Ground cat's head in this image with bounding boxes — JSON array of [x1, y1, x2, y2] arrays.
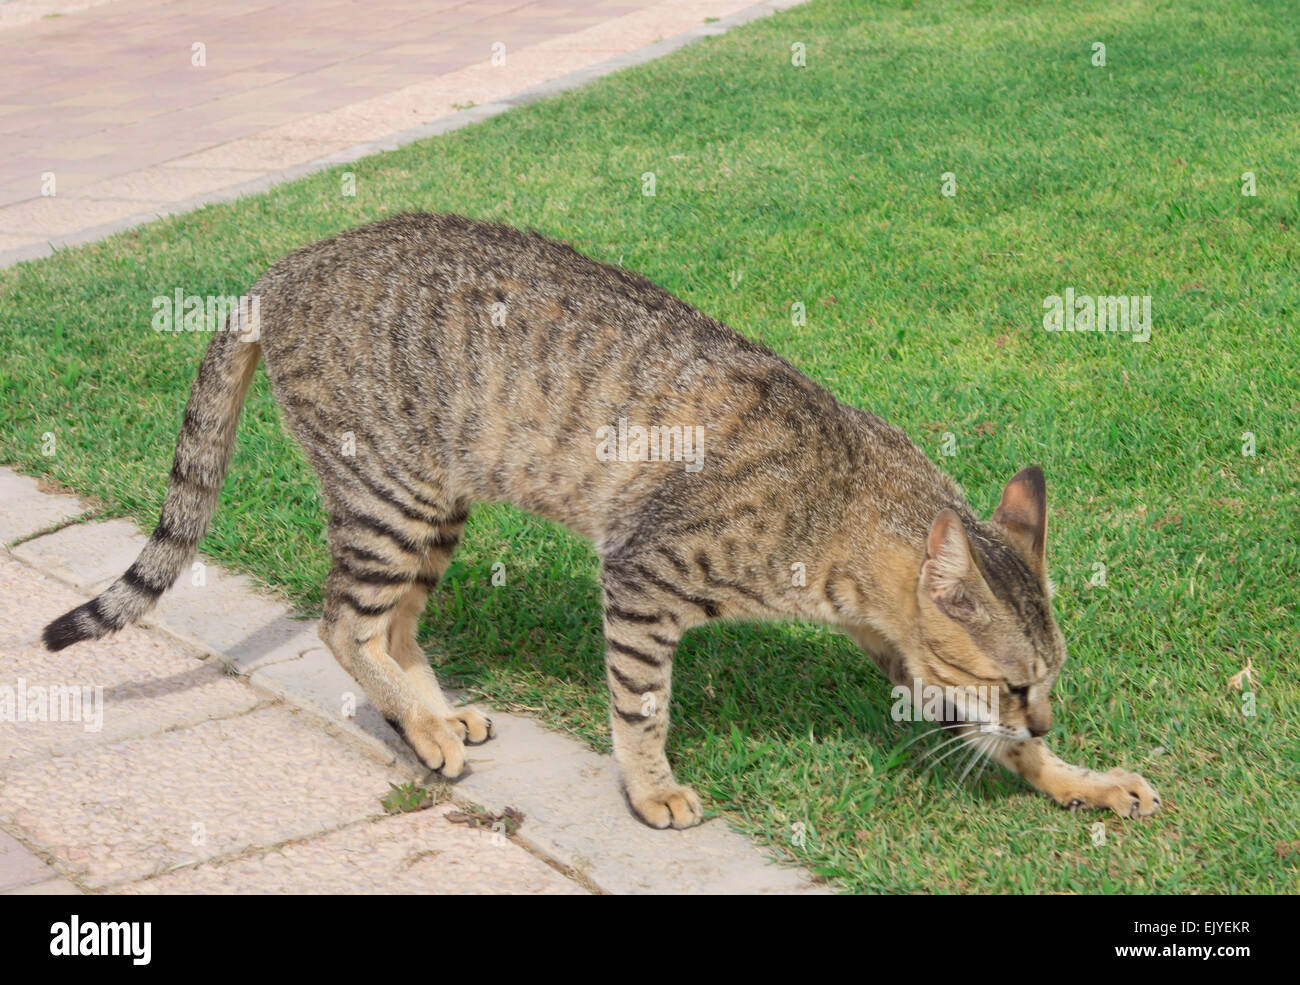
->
[[907, 466, 1064, 741]]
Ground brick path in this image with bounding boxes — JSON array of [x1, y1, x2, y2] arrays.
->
[[0, 0, 766, 261], [0, 475, 585, 894]]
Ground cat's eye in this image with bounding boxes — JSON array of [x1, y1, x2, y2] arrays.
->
[[1009, 685, 1030, 703]]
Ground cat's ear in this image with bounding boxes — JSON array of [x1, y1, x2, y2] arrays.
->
[[994, 465, 1047, 577], [921, 509, 988, 623]]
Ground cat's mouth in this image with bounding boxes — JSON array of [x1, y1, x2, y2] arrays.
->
[[930, 697, 1032, 742], [917, 681, 1018, 736], [968, 721, 1032, 742]]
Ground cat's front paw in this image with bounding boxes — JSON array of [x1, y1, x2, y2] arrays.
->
[[1064, 768, 1161, 819], [627, 783, 703, 830]]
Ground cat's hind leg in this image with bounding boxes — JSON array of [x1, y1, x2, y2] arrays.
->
[[320, 515, 468, 775], [385, 514, 494, 745]]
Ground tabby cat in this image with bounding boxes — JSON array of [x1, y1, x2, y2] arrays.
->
[[44, 213, 1160, 828]]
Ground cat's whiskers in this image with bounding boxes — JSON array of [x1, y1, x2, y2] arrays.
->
[[915, 728, 973, 764], [946, 738, 977, 784], [958, 731, 994, 785], [956, 735, 985, 784], [974, 734, 1005, 788], [893, 721, 968, 757], [920, 729, 982, 776]]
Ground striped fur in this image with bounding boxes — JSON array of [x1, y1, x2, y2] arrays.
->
[[42, 213, 1159, 827]]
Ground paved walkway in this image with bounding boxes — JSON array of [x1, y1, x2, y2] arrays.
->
[[0, 0, 779, 265], [0, 470, 824, 894]]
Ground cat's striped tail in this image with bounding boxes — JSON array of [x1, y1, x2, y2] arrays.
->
[[43, 322, 261, 651]]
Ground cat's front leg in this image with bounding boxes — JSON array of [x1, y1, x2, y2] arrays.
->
[[991, 738, 1161, 819], [600, 570, 703, 829]]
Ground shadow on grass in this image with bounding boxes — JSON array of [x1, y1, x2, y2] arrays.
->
[[421, 537, 941, 763]]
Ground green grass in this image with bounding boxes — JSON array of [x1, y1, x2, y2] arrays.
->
[[3, 0, 1297, 893]]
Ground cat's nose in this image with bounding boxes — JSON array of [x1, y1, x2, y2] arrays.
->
[[1026, 704, 1052, 737]]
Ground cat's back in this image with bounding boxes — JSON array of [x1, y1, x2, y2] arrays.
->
[[254, 212, 755, 358]]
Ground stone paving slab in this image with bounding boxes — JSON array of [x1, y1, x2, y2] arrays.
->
[[11, 517, 148, 590], [0, 0, 113, 31], [0, 195, 171, 238], [0, 828, 54, 891], [12, 517, 328, 673], [8, 514, 415, 762], [151, 565, 325, 674], [454, 709, 826, 895], [1, 877, 81, 894], [63, 165, 275, 203], [0, 704, 408, 889], [0, 468, 89, 544], [249, 645, 419, 771], [0, 555, 262, 764], [120, 803, 586, 895]]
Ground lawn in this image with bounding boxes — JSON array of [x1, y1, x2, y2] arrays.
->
[[2, 0, 1297, 893]]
